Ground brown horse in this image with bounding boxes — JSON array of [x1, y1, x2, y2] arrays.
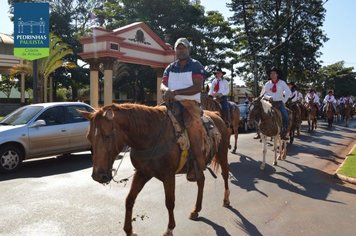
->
[[201, 93, 240, 153], [80, 103, 230, 236], [305, 101, 318, 132], [248, 97, 289, 170], [344, 101, 353, 127], [286, 101, 301, 143], [325, 101, 334, 128]]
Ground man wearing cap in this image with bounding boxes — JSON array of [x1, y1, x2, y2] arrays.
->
[[208, 68, 231, 126], [323, 90, 337, 113], [260, 67, 291, 140], [161, 37, 206, 182]]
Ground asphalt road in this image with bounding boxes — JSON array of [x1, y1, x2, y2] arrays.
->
[[0, 119, 355, 236]]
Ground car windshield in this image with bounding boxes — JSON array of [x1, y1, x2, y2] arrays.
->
[[0, 106, 43, 125]]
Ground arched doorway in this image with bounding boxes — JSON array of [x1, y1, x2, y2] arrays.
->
[[78, 22, 175, 107]]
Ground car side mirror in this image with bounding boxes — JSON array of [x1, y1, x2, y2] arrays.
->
[[29, 119, 46, 128]]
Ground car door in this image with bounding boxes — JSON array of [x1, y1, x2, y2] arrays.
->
[[28, 106, 70, 156], [64, 105, 92, 151]]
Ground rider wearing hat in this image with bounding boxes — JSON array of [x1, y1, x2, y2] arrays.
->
[[288, 82, 303, 103], [323, 90, 337, 113], [305, 88, 320, 114], [208, 68, 230, 126], [261, 67, 291, 140]]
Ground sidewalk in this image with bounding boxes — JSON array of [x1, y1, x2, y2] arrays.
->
[[335, 143, 356, 184]]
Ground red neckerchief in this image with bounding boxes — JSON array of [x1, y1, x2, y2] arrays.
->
[[214, 79, 220, 92], [271, 79, 279, 93]]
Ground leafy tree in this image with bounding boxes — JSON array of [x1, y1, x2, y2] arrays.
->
[[228, 0, 328, 95], [0, 75, 17, 100], [315, 61, 356, 97]]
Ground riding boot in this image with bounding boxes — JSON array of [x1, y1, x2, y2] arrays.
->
[[187, 160, 203, 182]]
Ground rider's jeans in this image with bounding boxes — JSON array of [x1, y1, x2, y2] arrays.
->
[[273, 101, 288, 134]]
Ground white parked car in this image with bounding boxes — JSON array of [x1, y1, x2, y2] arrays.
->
[[0, 102, 94, 173]]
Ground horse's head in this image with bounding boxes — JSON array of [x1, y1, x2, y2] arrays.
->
[[248, 96, 264, 127], [80, 107, 125, 184]]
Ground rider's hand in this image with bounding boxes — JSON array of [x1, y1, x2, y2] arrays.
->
[[269, 97, 273, 103], [163, 90, 176, 102]]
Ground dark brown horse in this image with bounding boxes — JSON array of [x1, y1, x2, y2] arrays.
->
[[80, 103, 230, 236], [201, 93, 241, 153], [325, 101, 334, 128], [286, 101, 301, 144], [305, 101, 318, 132], [344, 101, 353, 127]]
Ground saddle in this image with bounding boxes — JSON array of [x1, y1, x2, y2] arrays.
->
[[165, 102, 221, 173]]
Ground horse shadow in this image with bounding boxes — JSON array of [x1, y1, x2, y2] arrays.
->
[[0, 153, 92, 181], [197, 205, 262, 236], [229, 154, 274, 197], [198, 217, 232, 236], [229, 153, 356, 204]]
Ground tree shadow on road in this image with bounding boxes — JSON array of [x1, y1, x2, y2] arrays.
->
[[0, 153, 92, 181], [229, 153, 356, 204]]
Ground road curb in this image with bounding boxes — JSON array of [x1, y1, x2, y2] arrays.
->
[[335, 144, 356, 185]]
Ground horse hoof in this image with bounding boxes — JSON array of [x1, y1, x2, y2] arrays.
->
[[223, 199, 230, 207], [228, 144, 231, 149], [131, 232, 137, 236], [277, 157, 282, 160], [273, 161, 277, 166], [163, 229, 174, 236], [260, 163, 265, 170], [189, 212, 199, 220]]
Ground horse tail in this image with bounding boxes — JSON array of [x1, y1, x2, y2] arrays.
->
[[210, 155, 221, 173]]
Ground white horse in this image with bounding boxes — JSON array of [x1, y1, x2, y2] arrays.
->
[[248, 96, 289, 170]]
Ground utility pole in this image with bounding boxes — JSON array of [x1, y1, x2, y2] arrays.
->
[[230, 62, 234, 101]]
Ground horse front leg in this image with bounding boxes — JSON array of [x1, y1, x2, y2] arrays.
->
[[260, 135, 267, 170], [307, 119, 311, 132], [124, 171, 151, 236], [163, 175, 176, 236], [189, 174, 205, 220], [232, 127, 238, 153], [275, 135, 280, 163]]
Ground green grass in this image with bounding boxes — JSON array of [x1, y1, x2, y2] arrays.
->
[[338, 148, 356, 178]]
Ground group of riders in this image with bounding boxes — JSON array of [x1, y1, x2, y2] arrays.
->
[[161, 37, 354, 182]]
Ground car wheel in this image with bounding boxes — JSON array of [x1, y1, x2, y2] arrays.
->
[[0, 144, 24, 173]]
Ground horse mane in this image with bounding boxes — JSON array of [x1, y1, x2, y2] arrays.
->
[[102, 103, 168, 137], [260, 99, 273, 114]]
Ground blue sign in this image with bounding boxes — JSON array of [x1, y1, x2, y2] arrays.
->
[[14, 3, 49, 60]]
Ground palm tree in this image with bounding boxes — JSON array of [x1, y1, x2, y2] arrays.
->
[[10, 33, 75, 103]]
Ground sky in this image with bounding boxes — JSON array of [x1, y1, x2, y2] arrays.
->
[[1, 0, 355, 69]]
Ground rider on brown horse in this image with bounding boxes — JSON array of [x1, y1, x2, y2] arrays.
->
[[161, 37, 207, 182], [208, 68, 231, 127], [323, 90, 337, 113], [305, 88, 320, 116], [260, 67, 291, 140]]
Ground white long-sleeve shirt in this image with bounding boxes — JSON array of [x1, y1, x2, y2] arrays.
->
[[289, 90, 303, 102], [209, 78, 230, 96], [261, 79, 291, 104], [305, 93, 320, 105], [323, 95, 337, 104], [344, 97, 353, 104]]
